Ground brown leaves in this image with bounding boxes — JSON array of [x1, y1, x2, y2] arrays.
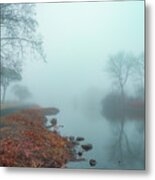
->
[[0, 108, 73, 168]]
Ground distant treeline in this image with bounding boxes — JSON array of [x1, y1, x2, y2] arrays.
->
[[101, 92, 144, 121]]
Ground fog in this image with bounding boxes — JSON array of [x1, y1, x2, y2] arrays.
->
[[7, 1, 144, 169]]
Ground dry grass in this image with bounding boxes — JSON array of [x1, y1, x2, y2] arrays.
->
[[0, 108, 75, 168]]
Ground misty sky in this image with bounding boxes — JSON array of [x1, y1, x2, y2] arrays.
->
[[19, 1, 144, 107]]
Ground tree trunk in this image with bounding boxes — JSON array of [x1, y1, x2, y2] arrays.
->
[[118, 119, 124, 163], [118, 84, 125, 162], [2, 86, 7, 103]]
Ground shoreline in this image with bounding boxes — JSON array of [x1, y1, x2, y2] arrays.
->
[[0, 106, 76, 168]]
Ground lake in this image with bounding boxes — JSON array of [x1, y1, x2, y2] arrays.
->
[[46, 103, 144, 170]]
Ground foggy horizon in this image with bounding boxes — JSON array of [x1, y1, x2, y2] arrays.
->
[[5, 1, 144, 108]]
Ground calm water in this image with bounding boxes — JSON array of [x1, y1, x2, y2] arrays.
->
[[46, 104, 144, 170]]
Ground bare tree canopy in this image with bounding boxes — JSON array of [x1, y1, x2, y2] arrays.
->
[[0, 3, 45, 72], [0, 3, 45, 102], [103, 51, 144, 163], [133, 52, 144, 86], [107, 52, 136, 93]]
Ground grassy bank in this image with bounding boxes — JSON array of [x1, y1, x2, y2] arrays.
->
[[0, 108, 75, 168]]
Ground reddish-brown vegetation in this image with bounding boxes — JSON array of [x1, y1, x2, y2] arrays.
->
[[0, 108, 75, 168]]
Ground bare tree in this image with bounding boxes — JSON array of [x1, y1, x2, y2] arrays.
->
[[106, 52, 136, 163], [0, 3, 45, 72], [0, 3, 45, 103], [107, 52, 136, 95], [133, 52, 144, 99], [0, 66, 22, 103]]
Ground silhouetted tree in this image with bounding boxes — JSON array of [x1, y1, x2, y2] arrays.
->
[[107, 52, 136, 95], [0, 66, 22, 103], [12, 85, 32, 102], [0, 4, 45, 72], [104, 52, 136, 163], [0, 4, 45, 103], [133, 52, 144, 99]]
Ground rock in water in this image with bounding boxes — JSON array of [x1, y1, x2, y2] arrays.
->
[[76, 137, 85, 141], [78, 151, 83, 157], [69, 136, 75, 142], [50, 118, 57, 126], [89, 159, 96, 166], [81, 144, 93, 151]]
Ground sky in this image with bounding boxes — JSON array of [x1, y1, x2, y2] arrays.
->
[[18, 0, 144, 107]]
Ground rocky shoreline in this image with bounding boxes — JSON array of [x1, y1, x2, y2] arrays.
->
[[0, 106, 96, 168], [0, 107, 75, 167]]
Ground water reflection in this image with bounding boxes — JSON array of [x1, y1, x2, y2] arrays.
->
[[45, 101, 144, 169]]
